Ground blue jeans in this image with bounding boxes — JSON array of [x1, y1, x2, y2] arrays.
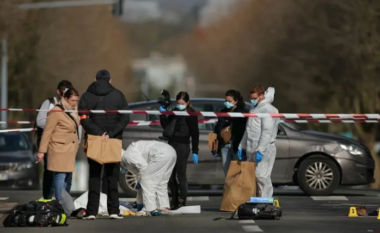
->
[[54, 172, 73, 201], [221, 144, 238, 175]]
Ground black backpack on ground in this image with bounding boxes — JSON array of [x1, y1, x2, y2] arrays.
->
[[231, 203, 282, 220], [3, 199, 68, 227], [35, 97, 55, 144]]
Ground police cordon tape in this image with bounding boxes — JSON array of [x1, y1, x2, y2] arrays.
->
[[1, 108, 380, 119], [1, 119, 380, 133], [1, 119, 380, 126]]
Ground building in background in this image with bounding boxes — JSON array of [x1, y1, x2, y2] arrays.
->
[[131, 52, 193, 99]]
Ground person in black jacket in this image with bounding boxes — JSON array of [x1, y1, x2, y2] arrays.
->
[[160, 91, 199, 210], [213, 90, 248, 175], [78, 70, 130, 220]]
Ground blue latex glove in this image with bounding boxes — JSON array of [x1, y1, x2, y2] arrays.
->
[[237, 148, 243, 161], [137, 204, 144, 212], [256, 151, 263, 163], [136, 183, 141, 190], [192, 153, 199, 164], [159, 106, 166, 111], [213, 153, 218, 157]]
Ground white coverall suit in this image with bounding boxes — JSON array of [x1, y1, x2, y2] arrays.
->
[[121, 140, 177, 212], [239, 87, 279, 198]]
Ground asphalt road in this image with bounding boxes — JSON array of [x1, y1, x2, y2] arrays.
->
[[0, 188, 379, 233]]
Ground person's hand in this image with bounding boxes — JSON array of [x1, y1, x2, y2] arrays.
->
[[37, 152, 44, 163], [159, 106, 166, 111], [136, 183, 141, 190], [237, 148, 243, 161], [102, 132, 109, 140], [255, 151, 263, 163], [192, 153, 199, 164], [211, 151, 218, 157]]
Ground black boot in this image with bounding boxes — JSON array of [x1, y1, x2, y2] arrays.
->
[[177, 198, 186, 209], [170, 198, 178, 210]]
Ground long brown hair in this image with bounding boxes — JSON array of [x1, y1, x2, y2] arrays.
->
[[176, 91, 193, 109]]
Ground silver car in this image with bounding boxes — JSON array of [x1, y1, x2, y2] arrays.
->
[[120, 98, 375, 196]]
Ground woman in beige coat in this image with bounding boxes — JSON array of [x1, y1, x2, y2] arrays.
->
[[37, 87, 80, 202]]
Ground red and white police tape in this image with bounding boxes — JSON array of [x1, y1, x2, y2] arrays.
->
[[1, 119, 380, 126], [1, 119, 380, 133], [1, 108, 380, 119]]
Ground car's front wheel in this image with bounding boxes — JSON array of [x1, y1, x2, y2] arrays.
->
[[119, 169, 138, 197], [297, 156, 340, 196]]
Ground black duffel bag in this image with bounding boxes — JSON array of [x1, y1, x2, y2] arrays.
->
[[3, 199, 68, 227], [231, 203, 282, 220]]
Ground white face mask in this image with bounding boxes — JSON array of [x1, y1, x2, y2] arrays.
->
[[176, 104, 186, 110]]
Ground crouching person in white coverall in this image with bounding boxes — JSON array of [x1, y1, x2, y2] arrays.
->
[[121, 140, 177, 216], [238, 86, 279, 198]]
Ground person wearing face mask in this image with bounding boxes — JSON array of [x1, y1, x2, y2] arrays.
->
[[159, 91, 199, 210], [238, 85, 279, 198], [36, 87, 80, 202], [212, 90, 248, 175]]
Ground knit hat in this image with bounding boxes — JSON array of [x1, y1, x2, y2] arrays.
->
[[96, 70, 111, 80]]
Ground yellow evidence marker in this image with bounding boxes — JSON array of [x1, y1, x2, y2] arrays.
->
[[348, 206, 358, 217], [274, 199, 280, 208]]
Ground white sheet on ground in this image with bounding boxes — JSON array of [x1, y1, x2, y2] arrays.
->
[[169, 205, 201, 214], [74, 191, 131, 215]]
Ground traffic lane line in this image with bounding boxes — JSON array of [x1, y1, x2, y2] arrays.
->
[[311, 196, 348, 201], [0, 197, 9, 201], [120, 196, 211, 203], [241, 225, 263, 232], [239, 219, 255, 224]]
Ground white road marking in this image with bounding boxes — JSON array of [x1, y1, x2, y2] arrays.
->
[[0, 197, 9, 201], [239, 220, 255, 224], [321, 203, 379, 207], [311, 196, 348, 201], [119, 196, 211, 202], [187, 196, 210, 201], [241, 225, 263, 232]]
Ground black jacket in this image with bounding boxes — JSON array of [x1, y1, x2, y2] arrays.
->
[[160, 107, 200, 154], [214, 106, 248, 152], [79, 80, 130, 140]]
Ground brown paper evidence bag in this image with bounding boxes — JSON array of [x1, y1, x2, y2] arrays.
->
[[220, 161, 256, 212], [84, 135, 122, 164]]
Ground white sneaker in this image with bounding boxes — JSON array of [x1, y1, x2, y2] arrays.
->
[[158, 208, 171, 215], [109, 214, 123, 219], [83, 215, 96, 220]]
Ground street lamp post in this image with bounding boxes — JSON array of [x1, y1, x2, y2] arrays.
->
[[1, 38, 7, 129]]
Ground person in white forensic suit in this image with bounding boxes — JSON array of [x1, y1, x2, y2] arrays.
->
[[238, 86, 279, 198], [121, 140, 177, 216]]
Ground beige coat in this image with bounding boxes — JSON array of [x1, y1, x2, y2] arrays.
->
[[39, 106, 79, 172]]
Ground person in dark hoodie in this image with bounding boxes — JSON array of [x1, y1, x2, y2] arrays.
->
[[159, 91, 199, 210], [212, 90, 248, 175], [78, 70, 130, 220]]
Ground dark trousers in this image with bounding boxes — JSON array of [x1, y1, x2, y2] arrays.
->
[[101, 170, 108, 194], [86, 158, 120, 215], [38, 137, 54, 199], [42, 155, 55, 199], [169, 142, 190, 202]]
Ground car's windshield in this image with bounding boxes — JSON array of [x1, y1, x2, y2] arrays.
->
[[282, 122, 303, 131], [0, 133, 29, 152]]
